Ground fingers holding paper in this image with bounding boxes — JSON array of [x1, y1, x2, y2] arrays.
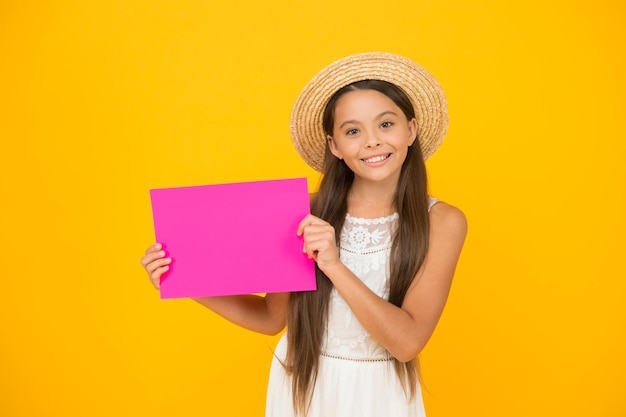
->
[[297, 215, 340, 270], [140, 243, 172, 290]]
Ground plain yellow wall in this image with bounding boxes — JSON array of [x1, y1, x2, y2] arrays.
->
[[1, 1, 625, 416]]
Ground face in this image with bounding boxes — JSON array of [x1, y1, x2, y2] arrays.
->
[[327, 89, 417, 185]]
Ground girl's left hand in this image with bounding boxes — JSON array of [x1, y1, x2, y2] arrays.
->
[[297, 214, 340, 271]]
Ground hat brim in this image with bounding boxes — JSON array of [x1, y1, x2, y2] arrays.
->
[[290, 52, 449, 172]]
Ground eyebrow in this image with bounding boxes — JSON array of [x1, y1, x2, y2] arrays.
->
[[338, 111, 399, 129]]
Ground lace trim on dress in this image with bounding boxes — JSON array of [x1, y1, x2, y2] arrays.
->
[[341, 246, 390, 256], [320, 351, 394, 362], [345, 212, 399, 225], [344, 196, 438, 226]]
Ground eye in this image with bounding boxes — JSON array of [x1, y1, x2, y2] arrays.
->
[[380, 121, 393, 128], [346, 128, 359, 136]]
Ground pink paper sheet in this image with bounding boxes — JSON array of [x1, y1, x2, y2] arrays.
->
[[149, 178, 316, 299]]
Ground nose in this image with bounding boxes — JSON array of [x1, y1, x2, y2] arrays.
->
[[364, 131, 382, 148]]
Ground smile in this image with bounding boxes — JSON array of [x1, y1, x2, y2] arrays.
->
[[362, 154, 391, 163]]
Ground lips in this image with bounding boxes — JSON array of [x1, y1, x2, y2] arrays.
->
[[362, 153, 391, 163]]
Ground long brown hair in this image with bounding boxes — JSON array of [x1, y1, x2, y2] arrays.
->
[[286, 80, 430, 416]]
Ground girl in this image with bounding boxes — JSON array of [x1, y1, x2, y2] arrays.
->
[[141, 52, 467, 417]]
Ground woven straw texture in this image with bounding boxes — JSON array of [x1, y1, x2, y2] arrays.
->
[[290, 52, 449, 172]]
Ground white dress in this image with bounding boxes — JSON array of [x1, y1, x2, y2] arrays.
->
[[265, 198, 438, 417]]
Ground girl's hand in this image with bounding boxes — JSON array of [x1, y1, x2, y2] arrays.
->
[[297, 214, 340, 271], [140, 243, 171, 290]]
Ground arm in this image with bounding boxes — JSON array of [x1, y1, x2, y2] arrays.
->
[[191, 292, 289, 335], [140, 244, 290, 336], [299, 202, 467, 362]]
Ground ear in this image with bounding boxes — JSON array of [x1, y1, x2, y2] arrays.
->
[[407, 118, 418, 146], [327, 135, 343, 159]]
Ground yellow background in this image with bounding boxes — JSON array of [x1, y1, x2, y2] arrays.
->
[[1, 1, 625, 416]]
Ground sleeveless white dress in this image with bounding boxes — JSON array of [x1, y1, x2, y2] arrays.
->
[[265, 198, 438, 417]]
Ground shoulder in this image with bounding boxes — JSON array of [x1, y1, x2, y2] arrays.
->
[[429, 200, 467, 241]]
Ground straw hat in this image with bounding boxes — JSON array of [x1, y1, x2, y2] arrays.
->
[[290, 52, 449, 172]]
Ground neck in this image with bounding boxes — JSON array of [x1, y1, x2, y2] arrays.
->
[[347, 178, 398, 218]]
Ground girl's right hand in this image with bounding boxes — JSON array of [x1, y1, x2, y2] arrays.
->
[[140, 243, 172, 290]]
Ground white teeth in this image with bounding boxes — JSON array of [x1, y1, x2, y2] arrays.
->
[[363, 154, 389, 163]]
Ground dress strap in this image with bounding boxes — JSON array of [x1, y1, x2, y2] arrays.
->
[[428, 196, 439, 211]]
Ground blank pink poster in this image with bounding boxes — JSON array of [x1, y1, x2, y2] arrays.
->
[[149, 178, 316, 299]]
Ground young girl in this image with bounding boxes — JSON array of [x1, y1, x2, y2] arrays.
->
[[141, 52, 467, 417]]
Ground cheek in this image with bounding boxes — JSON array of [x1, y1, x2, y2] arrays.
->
[[342, 141, 363, 155], [395, 140, 411, 158]]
